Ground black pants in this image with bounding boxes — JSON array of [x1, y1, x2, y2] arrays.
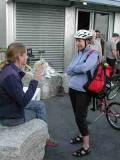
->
[[69, 88, 91, 136]]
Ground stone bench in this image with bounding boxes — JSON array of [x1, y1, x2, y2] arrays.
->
[[0, 119, 49, 160]]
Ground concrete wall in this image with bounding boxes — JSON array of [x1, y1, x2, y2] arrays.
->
[[64, 7, 76, 69], [0, 0, 7, 48], [6, 1, 15, 46]]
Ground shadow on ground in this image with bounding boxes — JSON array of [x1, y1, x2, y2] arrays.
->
[[44, 95, 120, 160]]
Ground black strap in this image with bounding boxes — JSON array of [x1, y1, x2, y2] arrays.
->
[[87, 70, 92, 80]]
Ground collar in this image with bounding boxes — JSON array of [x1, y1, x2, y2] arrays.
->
[[78, 46, 90, 54], [83, 46, 90, 52], [10, 63, 25, 79]]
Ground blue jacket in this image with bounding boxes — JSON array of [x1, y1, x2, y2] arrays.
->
[[0, 63, 38, 119], [66, 47, 98, 92]]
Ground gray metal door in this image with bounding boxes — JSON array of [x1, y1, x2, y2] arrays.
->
[[16, 3, 65, 72], [94, 12, 109, 40]]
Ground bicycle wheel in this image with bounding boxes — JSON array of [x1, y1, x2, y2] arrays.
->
[[107, 85, 120, 100], [106, 102, 120, 130]]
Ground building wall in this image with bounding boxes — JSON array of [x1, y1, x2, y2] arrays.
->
[[0, 0, 7, 48], [3, 0, 120, 70]]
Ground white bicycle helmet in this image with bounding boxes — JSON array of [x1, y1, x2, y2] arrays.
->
[[74, 29, 93, 39]]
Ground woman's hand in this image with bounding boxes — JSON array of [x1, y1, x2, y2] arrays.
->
[[33, 64, 43, 81]]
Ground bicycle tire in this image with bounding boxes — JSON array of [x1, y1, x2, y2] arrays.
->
[[107, 85, 120, 100], [106, 102, 120, 130]]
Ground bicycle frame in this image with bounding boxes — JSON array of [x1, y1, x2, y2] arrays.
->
[[107, 74, 120, 100], [90, 95, 120, 131], [91, 96, 113, 122]]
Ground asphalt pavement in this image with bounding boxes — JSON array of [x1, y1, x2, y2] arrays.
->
[[44, 95, 120, 160]]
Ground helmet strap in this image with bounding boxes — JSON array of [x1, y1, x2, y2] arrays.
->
[[85, 40, 87, 47], [81, 40, 87, 52]]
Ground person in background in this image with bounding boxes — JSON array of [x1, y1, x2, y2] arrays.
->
[[116, 40, 120, 57], [0, 42, 57, 147], [106, 33, 119, 75], [89, 30, 102, 61], [95, 30, 106, 59], [116, 40, 120, 74], [66, 30, 98, 157]]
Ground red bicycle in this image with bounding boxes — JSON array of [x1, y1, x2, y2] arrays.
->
[[90, 87, 120, 130]]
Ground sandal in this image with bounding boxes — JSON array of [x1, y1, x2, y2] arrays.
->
[[72, 147, 91, 157], [70, 135, 83, 144]]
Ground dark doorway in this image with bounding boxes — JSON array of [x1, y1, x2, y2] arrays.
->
[[78, 11, 90, 30]]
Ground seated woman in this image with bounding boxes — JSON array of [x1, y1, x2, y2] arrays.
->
[[0, 42, 57, 147]]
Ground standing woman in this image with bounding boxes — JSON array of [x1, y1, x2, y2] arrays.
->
[[66, 30, 98, 157]]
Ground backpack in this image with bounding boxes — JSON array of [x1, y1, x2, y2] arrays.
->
[[83, 49, 106, 97]]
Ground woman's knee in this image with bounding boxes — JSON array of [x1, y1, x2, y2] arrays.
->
[[38, 101, 46, 111], [34, 100, 46, 109]]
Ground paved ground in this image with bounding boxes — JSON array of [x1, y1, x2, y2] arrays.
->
[[44, 95, 120, 160]]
